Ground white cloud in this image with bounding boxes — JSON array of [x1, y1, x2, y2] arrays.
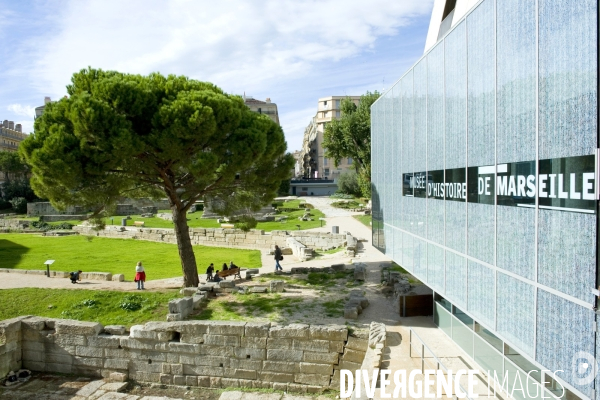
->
[[13, 0, 432, 96], [7, 104, 35, 118]]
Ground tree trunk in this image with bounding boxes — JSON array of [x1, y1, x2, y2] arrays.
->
[[172, 205, 199, 287]]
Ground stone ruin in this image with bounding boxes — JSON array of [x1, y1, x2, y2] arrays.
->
[[0, 316, 376, 393]]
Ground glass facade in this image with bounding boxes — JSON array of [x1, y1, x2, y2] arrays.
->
[[371, 0, 598, 398]]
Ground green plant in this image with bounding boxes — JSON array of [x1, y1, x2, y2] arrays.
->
[[81, 299, 98, 308], [9, 197, 27, 214], [337, 170, 362, 197], [120, 294, 144, 311]]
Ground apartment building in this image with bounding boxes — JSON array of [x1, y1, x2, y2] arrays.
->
[[299, 96, 360, 180], [243, 95, 280, 125], [371, 0, 598, 399], [0, 120, 27, 153]]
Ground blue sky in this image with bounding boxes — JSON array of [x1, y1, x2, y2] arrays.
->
[[0, 0, 433, 152]]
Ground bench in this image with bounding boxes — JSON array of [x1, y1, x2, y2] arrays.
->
[[217, 268, 242, 280], [133, 221, 145, 227]]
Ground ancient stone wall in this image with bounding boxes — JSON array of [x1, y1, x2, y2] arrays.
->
[[73, 226, 348, 252], [1, 317, 368, 393]]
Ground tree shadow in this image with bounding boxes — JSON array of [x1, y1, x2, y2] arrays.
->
[[0, 239, 30, 270]]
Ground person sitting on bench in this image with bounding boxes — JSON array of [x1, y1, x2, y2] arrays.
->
[[212, 270, 222, 282], [229, 261, 239, 270], [222, 263, 228, 271]]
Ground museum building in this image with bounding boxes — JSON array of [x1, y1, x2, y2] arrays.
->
[[371, 0, 598, 398]]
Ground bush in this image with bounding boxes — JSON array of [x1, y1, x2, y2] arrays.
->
[[9, 197, 27, 214], [0, 198, 11, 210], [31, 220, 74, 232], [337, 170, 361, 197]]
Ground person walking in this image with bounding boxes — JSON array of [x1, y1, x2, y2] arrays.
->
[[206, 263, 214, 281], [135, 261, 146, 290], [274, 245, 283, 272]]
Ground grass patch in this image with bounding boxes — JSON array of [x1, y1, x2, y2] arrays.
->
[[193, 293, 304, 321], [258, 271, 353, 289], [388, 263, 422, 284], [0, 234, 260, 281], [312, 247, 344, 257], [331, 200, 361, 209], [322, 298, 345, 317], [353, 214, 372, 228], [0, 288, 179, 327]]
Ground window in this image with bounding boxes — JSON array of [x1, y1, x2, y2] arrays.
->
[[335, 99, 340, 108], [324, 168, 329, 176], [323, 101, 327, 106], [336, 111, 341, 118], [347, 157, 352, 165], [324, 158, 328, 166]]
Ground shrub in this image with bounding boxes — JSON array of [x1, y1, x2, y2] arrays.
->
[[9, 197, 27, 214], [337, 170, 361, 197]]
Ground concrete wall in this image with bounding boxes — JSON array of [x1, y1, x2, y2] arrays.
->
[[73, 226, 347, 251], [1, 317, 368, 392]]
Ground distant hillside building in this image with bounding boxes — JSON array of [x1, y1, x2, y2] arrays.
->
[[299, 96, 360, 180], [35, 97, 53, 119], [243, 96, 279, 125]]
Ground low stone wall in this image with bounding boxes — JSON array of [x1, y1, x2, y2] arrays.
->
[[0, 269, 117, 281], [73, 225, 348, 252], [0, 219, 31, 230], [1, 316, 368, 393], [286, 237, 313, 261]]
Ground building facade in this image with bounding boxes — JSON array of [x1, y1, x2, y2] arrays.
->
[[243, 96, 280, 125], [371, 0, 598, 399], [0, 120, 27, 153], [299, 96, 359, 180]]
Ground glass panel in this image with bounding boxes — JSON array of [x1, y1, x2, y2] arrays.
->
[[445, 251, 467, 307], [467, 261, 495, 328], [452, 314, 473, 358], [475, 322, 503, 353], [496, 0, 536, 164], [496, 273, 535, 356], [538, 0, 597, 159], [434, 302, 452, 338], [496, 205, 535, 280], [453, 305, 473, 328], [503, 358, 544, 400], [435, 293, 452, 312], [427, 243, 444, 292], [473, 333, 503, 381]]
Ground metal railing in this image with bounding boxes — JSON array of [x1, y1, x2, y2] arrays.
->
[[408, 327, 475, 400]]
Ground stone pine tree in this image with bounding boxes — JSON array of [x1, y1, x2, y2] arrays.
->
[[20, 68, 294, 287], [322, 91, 380, 198]]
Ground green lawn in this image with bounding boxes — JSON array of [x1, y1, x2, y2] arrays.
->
[[0, 288, 180, 327], [0, 234, 261, 281], [13, 200, 326, 232], [353, 214, 372, 228]]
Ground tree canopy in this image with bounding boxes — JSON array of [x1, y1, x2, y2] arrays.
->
[[20, 68, 294, 286], [322, 91, 379, 197]]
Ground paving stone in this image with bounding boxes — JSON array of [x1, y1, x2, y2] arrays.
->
[[76, 379, 107, 397], [218, 391, 244, 400], [100, 381, 128, 392]]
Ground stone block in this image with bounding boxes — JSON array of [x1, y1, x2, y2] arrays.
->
[[103, 325, 127, 335], [186, 375, 199, 386], [173, 374, 186, 385], [225, 368, 257, 380], [198, 376, 211, 387], [309, 325, 347, 341], [269, 280, 284, 293], [345, 336, 368, 352], [221, 378, 240, 388], [244, 322, 270, 337], [197, 345, 234, 357], [46, 352, 74, 364], [119, 338, 155, 350], [229, 358, 262, 371], [204, 334, 240, 347], [104, 358, 130, 370], [180, 287, 198, 297], [342, 348, 366, 364], [55, 320, 103, 335], [330, 263, 345, 271], [329, 341, 345, 353], [266, 349, 303, 362], [130, 325, 159, 340], [240, 336, 267, 349], [294, 373, 330, 387], [339, 360, 362, 370], [75, 346, 104, 358], [99, 381, 128, 392], [353, 264, 366, 281], [45, 362, 72, 374], [262, 360, 299, 373], [343, 307, 358, 319], [269, 324, 309, 339], [160, 373, 172, 384], [183, 364, 224, 377], [206, 321, 246, 336], [168, 342, 200, 353], [109, 372, 128, 382], [249, 286, 267, 293], [299, 362, 333, 375], [303, 351, 339, 364], [291, 339, 329, 353], [266, 338, 292, 349], [258, 371, 295, 383], [76, 380, 107, 397], [233, 347, 266, 360], [167, 313, 182, 322], [112, 274, 125, 282], [219, 280, 236, 288]]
